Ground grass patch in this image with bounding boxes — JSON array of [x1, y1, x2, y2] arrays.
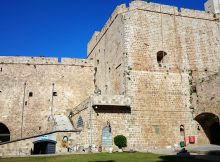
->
[[0, 152, 211, 162]]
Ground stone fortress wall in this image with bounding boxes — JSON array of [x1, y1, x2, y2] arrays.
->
[[86, 0, 220, 150], [0, 57, 94, 140], [0, 0, 220, 156]]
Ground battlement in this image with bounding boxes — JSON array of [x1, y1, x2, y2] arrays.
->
[[129, 1, 214, 20], [87, 0, 217, 57], [87, 4, 128, 56], [0, 56, 93, 66]]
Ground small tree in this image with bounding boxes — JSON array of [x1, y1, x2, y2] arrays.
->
[[114, 135, 127, 149]]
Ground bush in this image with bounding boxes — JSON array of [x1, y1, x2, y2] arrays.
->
[[114, 135, 127, 149]]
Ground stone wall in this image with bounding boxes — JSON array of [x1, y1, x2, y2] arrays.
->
[[121, 1, 220, 148], [72, 0, 220, 151], [87, 4, 128, 96], [192, 69, 220, 144], [0, 138, 33, 157], [1, 0, 220, 155], [0, 131, 84, 157], [0, 56, 94, 141]]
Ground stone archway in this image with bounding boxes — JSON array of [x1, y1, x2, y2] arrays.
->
[[195, 113, 220, 145], [0, 123, 10, 143]]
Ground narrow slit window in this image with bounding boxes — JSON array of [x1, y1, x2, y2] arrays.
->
[[157, 51, 167, 66], [29, 92, 33, 97]]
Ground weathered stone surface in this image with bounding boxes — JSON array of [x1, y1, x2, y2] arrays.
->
[[0, 0, 220, 156], [0, 57, 94, 140]]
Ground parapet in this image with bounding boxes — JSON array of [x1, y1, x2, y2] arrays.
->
[[129, 0, 215, 20], [0, 56, 58, 64], [61, 57, 93, 66], [180, 8, 214, 19], [87, 4, 128, 57], [129, 0, 179, 15], [87, 0, 218, 58], [0, 56, 93, 67], [87, 31, 100, 57]]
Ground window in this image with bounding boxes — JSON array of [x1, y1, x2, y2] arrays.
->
[[53, 92, 57, 96], [180, 125, 185, 132], [29, 92, 33, 97], [153, 125, 160, 134], [157, 51, 167, 67], [77, 116, 84, 128], [180, 125, 185, 136]]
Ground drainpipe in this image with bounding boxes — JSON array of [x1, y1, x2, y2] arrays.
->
[[21, 82, 27, 138]]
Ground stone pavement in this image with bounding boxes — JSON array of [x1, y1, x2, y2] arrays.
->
[[186, 144, 220, 154], [151, 144, 220, 161]]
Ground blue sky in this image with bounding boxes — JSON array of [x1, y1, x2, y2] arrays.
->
[[0, 0, 207, 59]]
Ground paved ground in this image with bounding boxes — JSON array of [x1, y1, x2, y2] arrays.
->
[[151, 144, 220, 161], [186, 144, 220, 154]]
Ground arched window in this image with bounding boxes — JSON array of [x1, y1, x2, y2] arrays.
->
[[77, 116, 84, 128], [157, 51, 167, 67], [0, 123, 10, 143], [180, 125, 185, 136]]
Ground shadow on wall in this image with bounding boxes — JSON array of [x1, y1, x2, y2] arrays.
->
[[94, 105, 131, 114]]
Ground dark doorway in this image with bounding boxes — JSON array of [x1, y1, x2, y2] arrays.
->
[[0, 123, 10, 143], [195, 113, 220, 145], [209, 122, 220, 144], [33, 140, 56, 154]]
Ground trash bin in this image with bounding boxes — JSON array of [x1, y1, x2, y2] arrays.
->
[[189, 136, 195, 144], [180, 141, 185, 148]]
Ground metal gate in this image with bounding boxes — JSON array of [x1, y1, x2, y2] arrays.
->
[[102, 127, 112, 147]]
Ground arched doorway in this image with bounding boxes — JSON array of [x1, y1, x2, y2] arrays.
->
[[102, 126, 112, 148], [195, 113, 220, 145], [33, 140, 56, 154], [0, 123, 10, 143]]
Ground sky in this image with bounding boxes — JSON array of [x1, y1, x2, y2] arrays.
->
[[0, 0, 207, 59]]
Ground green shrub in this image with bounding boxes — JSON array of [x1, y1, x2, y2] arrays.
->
[[114, 135, 127, 149]]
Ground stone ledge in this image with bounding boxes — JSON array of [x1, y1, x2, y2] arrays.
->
[[92, 95, 131, 107]]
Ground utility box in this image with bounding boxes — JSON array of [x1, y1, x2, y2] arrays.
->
[[205, 0, 220, 14]]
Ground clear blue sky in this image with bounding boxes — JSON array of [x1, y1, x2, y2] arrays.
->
[[0, 0, 207, 59]]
